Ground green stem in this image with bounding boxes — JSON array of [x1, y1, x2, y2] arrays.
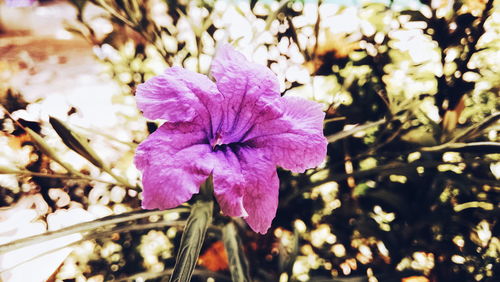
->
[[168, 199, 213, 282], [222, 221, 251, 282]]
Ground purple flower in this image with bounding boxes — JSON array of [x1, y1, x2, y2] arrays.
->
[[5, 0, 36, 7], [135, 44, 327, 234]]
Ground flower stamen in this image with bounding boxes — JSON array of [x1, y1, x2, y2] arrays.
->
[[211, 132, 223, 149]]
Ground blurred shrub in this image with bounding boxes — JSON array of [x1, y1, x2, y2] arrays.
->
[[1, 0, 498, 281]]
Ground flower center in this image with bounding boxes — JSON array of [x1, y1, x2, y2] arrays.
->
[[211, 132, 224, 149], [210, 132, 240, 152]]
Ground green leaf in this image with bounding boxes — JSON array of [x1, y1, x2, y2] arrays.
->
[[24, 127, 81, 175], [49, 117, 104, 168], [400, 10, 429, 22], [121, 268, 230, 281], [265, 0, 291, 31], [0, 210, 188, 273], [49, 117, 134, 188], [327, 118, 386, 143], [353, 182, 373, 197], [67, 0, 87, 11], [169, 199, 213, 282], [222, 221, 251, 282], [0, 208, 188, 253], [401, 126, 438, 146], [0, 165, 21, 174], [452, 112, 500, 142]]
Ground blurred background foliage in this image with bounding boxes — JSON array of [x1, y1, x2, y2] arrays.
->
[[0, 0, 499, 281]]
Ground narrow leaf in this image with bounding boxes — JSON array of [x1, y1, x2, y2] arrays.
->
[[49, 117, 134, 188], [0, 208, 188, 253], [0, 165, 21, 174], [169, 200, 213, 282], [118, 268, 230, 282], [24, 127, 81, 175], [327, 118, 386, 143], [49, 117, 104, 168], [453, 112, 500, 142], [2, 219, 187, 274], [222, 221, 251, 282], [265, 0, 291, 30]]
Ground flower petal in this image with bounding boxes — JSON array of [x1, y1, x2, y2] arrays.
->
[[245, 96, 328, 173], [210, 44, 281, 143], [212, 149, 247, 218], [135, 123, 214, 210], [236, 147, 279, 234], [136, 67, 223, 130]]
